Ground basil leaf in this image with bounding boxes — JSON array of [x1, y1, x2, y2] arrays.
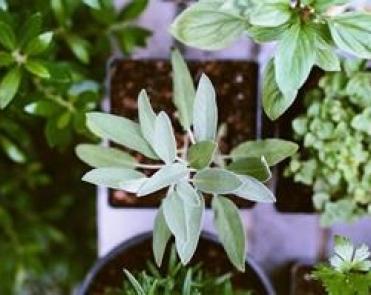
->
[[231, 139, 298, 166], [250, 2, 292, 27], [328, 12, 371, 59], [153, 206, 172, 267], [0, 67, 22, 109], [0, 52, 13, 67], [234, 175, 276, 203], [227, 157, 271, 182], [24, 31, 53, 55], [86, 112, 158, 159], [262, 58, 297, 120], [75, 144, 136, 168], [25, 60, 50, 79], [138, 89, 156, 143], [170, 0, 247, 50], [313, 0, 350, 13], [248, 23, 289, 43], [82, 167, 145, 190], [152, 112, 177, 164], [193, 74, 218, 142], [193, 168, 242, 194], [0, 21, 16, 50], [188, 140, 217, 170], [137, 163, 188, 196], [316, 46, 341, 72], [212, 196, 246, 272], [171, 49, 195, 131], [275, 23, 316, 100]]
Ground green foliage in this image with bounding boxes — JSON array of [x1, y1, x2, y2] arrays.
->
[[105, 247, 252, 295], [170, 0, 371, 120], [285, 60, 371, 226], [312, 235, 371, 295], [77, 50, 298, 271]]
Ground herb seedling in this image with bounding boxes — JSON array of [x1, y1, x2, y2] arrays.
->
[[77, 49, 298, 271], [312, 235, 371, 295], [285, 60, 371, 226], [170, 0, 371, 120]]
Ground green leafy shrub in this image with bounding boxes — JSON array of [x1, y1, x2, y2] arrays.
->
[[105, 246, 252, 295], [170, 0, 371, 120], [77, 49, 298, 271], [285, 60, 371, 226], [312, 235, 371, 295]]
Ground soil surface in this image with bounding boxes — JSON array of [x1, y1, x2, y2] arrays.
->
[[290, 264, 325, 295], [109, 59, 259, 208]]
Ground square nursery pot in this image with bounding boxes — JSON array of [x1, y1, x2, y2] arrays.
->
[[290, 263, 325, 295], [263, 70, 323, 213], [109, 59, 260, 209]]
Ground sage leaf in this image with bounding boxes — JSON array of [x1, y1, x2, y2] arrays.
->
[[137, 163, 188, 196], [212, 196, 246, 272], [123, 269, 145, 295], [171, 49, 195, 131], [176, 180, 201, 206], [0, 67, 22, 109], [24, 31, 53, 55], [25, 60, 50, 79], [262, 59, 297, 120], [193, 168, 242, 194], [250, 2, 292, 27], [138, 89, 156, 143], [188, 140, 217, 170], [170, 1, 247, 50], [119, 178, 147, 193], [163, 189, 204, 265], [153, 112, 177, 164], [231, 139, 298, 166], [0, 0, 7, 10], [193, 74, 218, 142], [86, 112, 158, 159], [153, 206, 171, 267], [75, 144, 136, 168], [0, 21, 16, 50], [227, 157, 271, 182], [82, 168, 145, 190], [234, 175, 276, 203], [328, 12, 371, 59], [275, 23, 316, 100]]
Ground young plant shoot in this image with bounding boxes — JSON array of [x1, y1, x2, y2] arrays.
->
[[312, 235, 371, 295], [76, 49, 298, 271], [170, 0, 371, 120]]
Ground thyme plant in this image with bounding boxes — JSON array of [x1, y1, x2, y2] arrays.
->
[[285, 60, 371, 226], [77, 49, 298, 271], [170, 0, 371, 120]]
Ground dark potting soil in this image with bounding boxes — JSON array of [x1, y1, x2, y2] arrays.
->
[[109, 59, 259, 208], [290, 264, 325, 295], [84, 235, 270, 295]]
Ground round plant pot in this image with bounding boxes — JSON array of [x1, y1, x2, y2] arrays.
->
[[78, 232, 275, 295]]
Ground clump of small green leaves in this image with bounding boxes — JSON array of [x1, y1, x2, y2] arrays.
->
[[312, 235, 371, 295], [105, 246, 252, 295], [170, 0, 371, 120], [0, 0, 150, 149], [285, 60, 371, 226], [77, 49, 298, 271]]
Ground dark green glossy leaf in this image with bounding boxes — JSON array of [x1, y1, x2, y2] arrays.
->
[[25, 60, 50, 79], [0, 67, 22, 109], [0, 21, 16, 50], [25, 31, 53, 55], [119, 0, 148, 21], [0, 51, 13, 67]]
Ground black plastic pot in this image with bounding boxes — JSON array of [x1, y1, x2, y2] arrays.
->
[[78, 232, 275, 295]]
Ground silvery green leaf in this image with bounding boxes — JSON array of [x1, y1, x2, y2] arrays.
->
[[328, 12, 371, 59], [351, 108, 371, 136], [212, 196, 246, 272], [86, 112, 158, 159], [262, 59, 297, 120], [193, 168, 242, 194], [231, 139, 298, 166], [193, 74, 218, 142], [163, 189, 204, 264], [227, 157, 271, 182], [152, 112, 177, 164], [82, 168, 145, 190], [137, 163, 188, 196], [138, 89, 156, 143], [313, 0, 350, 12], [275, 23, 316, 100], [249, 2, 292, 27], [153, 206, 172, 267], [176, 181, 202, 206], [188, 140, 217, 170], [75, 144, 136, 168], [119, 178, 147, 193], [0, 0, 7, 10], [234, 175, 275, 203], [170, 0, 247, 50], [171, 49, 195, 131], [248, 23, 289, 43]]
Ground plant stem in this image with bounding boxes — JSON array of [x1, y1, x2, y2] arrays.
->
[[136, 163, 164, 170], [187, 129, 196, 145]]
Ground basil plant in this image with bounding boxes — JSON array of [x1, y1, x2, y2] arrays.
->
[[170, 0, 371, 120], [76, 50, 298, 271]]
